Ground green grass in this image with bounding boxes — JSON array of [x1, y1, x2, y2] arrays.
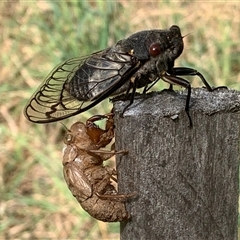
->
[[1, 1, 240, 239]]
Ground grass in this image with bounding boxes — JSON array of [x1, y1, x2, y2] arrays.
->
[[0, 1, 240, 239]]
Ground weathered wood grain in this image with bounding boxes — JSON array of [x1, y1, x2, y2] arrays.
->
[[114, 88, 240, 240]]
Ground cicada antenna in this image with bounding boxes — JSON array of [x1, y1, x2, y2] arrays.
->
[[182, 32, 192, 38], [61, 122, 69, 131]]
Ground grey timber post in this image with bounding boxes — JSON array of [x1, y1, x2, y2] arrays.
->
[[113, 88, 240, 240]]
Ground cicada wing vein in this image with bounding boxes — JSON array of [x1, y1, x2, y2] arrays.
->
[[24, 50, 139, 123]]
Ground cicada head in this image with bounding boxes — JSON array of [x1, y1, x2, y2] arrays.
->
[[64, 122, 94, 150], [120, 25, 184, 74]]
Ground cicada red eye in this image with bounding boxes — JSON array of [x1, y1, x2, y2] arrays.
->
[[149, 43, 161, 57]]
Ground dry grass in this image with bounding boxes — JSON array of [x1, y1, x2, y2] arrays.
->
[[0, 1, 239, 239]]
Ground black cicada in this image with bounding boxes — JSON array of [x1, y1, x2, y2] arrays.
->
[[24, 25, 213, 125]]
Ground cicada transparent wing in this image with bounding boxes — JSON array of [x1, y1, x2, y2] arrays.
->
[[24, 48, 140, 123]]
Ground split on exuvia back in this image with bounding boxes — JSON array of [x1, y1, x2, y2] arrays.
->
[[24, 25, 214, 126]]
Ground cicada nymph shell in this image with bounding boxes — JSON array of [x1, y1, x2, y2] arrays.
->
[[62, 113, 135, 222]]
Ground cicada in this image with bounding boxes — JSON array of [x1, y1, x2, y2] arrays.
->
[[63, 113, 135, 222], [24, 25, 213, 125]]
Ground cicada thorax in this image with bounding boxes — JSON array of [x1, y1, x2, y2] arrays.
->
[[64, 46, 135, 102]]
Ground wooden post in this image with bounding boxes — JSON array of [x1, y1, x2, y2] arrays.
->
[[113, 88, 240, 240]]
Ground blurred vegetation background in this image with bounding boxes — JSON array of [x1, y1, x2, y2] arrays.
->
[[0, 1, 240, 239]]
